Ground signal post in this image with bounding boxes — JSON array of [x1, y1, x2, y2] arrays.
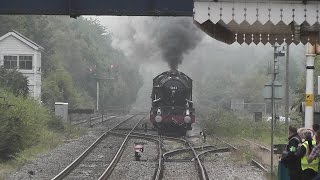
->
[[305, 44, 320, 128]]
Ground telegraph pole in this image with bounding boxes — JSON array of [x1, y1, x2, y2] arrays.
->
[[267, 43, 283, 178], [285, 44, 289, 128], [270, 44, 279, 177]]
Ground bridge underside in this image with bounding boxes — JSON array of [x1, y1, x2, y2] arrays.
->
[[0, 0, 193, 17], [194, 0, 320, 45], [1, 0, 319, 45]]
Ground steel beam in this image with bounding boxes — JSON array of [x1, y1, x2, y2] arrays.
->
[[0, 0, 193, 17]]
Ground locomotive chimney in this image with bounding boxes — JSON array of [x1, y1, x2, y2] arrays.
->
[[169, 69, 179, 75]]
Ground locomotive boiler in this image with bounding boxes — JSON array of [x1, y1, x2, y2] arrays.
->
[[150, 70, 195, 135]]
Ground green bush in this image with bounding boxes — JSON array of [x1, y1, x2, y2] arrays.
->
[[0, 90, 51, 161], [47, 115, 64, 133], [202, 108, 289, 145], [0, 117, 23, 160], [202, 108, 258, 137]]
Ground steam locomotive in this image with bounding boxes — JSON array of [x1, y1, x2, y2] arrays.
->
[[150, 70, 195, 135]]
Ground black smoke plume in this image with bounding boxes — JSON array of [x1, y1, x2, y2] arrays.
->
[[99, 17, 203, 69], [155, 18, 203, 70]]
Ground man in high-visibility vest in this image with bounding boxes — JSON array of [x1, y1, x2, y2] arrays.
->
[[296, 131, 318, 179], [281, 126, 302, 180]]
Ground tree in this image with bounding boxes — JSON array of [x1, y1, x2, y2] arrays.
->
[[0, 15, 143, 110]]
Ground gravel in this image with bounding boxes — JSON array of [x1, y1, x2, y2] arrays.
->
[[7, 115, 128, 180], [108, 138, 158, 180], [162, 162, 199, 180], [65, 135, 124, 180], [204, 152, 267, 180], [7, 117, 268, 180]]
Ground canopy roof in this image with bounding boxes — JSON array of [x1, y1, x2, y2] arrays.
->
[[194, 0, 320, 44]]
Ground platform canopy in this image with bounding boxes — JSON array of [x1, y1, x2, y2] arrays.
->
[[194, 0, 320, 45]]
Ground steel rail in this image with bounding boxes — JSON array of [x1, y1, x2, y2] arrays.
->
[[129, 131, 186, 142], [251, 158, 269, 172], [72, 115, 117, 126], [71, 116, 101, 126], [107, 131, 163, 180], [115, 131, 186, 144], [212, 135, 269, 175], [241, 138, 271, 152], [154, 135, 163, 180], [214, 136, 238, 150], [162, 145, 216, 160], [129, 132, 159, 137], [241, 138, 271, 172], [108, 131, 158, 142], [186, 139, 208, 180], [165, 136, 187, 143], [98, 116, 146, 180], [109, 131, 186, 148], [192, 147, 232, 161], [51, 114, 137, 180], [91, 116, 117, 126]]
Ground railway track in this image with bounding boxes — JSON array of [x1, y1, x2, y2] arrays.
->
[[71, 111, 148, 127], [158, 136, 209, 180], [103, 130, 210, 180], [52, 118, 268, 180], [212, 135, 270, 173], [106, 131, 162, 180], [185, 138, 209, 180], [8, 114, 266, 180], [51, 114, 144, 180], [98, 116, 147, 180], [241, 138, 271, 173]]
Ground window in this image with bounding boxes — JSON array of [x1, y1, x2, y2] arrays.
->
[[19, 56, 33, 70], [3, 56, 17, 69], [3, 55, 33, 70]]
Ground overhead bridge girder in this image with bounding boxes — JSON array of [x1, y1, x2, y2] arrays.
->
[[0, 0, 193, 17]]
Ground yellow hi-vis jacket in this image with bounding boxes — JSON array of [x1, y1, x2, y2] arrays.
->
[[301, 140, 319, 172]]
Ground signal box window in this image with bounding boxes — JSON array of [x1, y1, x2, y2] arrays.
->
[[19, 56, 33, 70], [3, 56, 17, 69]]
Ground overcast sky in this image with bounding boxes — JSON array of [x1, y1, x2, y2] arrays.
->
[[86, 16, 305, 111], [87, 16, 305, 63]]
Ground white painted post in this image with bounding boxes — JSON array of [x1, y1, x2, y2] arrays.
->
[[96, 80, 99, 112], [305, 43, 316, 128]]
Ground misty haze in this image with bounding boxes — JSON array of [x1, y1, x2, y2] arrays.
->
[[0, 13, 314, 180]]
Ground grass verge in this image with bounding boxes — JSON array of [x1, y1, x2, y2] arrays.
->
[[0, 125, 87, 180]]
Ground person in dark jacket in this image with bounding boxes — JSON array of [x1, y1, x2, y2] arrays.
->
[[296, 130, 318, 180], [281, 126, 302, 180]]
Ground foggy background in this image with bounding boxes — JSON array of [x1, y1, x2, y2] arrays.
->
[[93, 16, 306, 115]]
